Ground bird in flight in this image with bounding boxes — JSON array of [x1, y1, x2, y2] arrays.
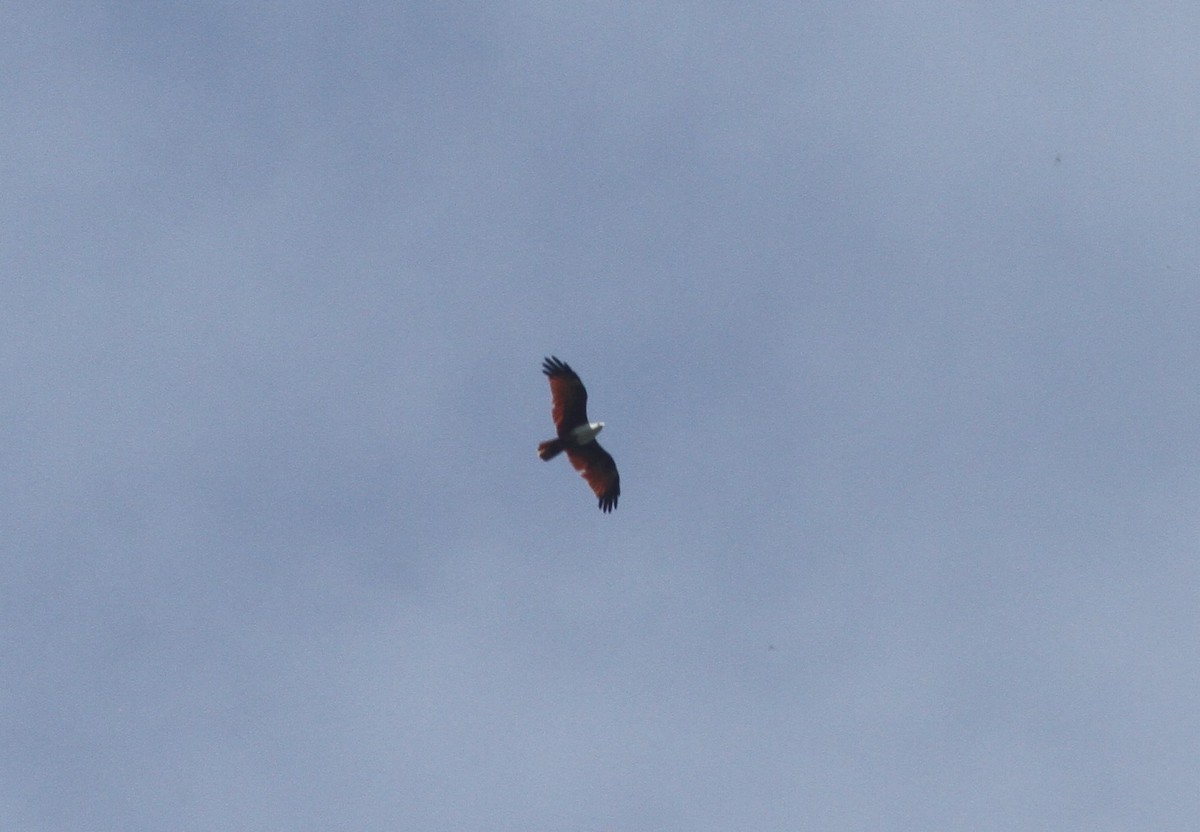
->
[[538, 356, 620, 512]]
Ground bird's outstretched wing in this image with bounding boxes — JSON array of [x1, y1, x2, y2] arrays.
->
[[566, 441, 620, 513], [543, 355, 589, 434]]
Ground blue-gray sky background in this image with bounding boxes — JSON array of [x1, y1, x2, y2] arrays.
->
[[4, 3, 1198, 830]]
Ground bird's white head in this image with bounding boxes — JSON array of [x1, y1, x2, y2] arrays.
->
[[571, 421, 605, 444]]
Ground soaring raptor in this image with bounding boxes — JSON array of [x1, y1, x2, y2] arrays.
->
[[537, 356, 620, 512]]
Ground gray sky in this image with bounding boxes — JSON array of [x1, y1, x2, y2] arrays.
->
[[4, 3, 1198, 830]]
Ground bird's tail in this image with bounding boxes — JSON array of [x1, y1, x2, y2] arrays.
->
[[538, 438, 564, 461]]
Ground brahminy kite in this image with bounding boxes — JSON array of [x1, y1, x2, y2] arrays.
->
[[538, 356, 620, 512]]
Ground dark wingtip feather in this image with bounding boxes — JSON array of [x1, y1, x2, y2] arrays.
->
[[542, 355, 574, 378]]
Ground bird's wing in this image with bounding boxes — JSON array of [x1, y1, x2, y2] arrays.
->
[[565, 441, 620, 513], [542, 356, 589, 433]]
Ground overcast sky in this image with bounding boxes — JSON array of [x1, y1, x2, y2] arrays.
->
[[4, 3, 1198, 830]]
